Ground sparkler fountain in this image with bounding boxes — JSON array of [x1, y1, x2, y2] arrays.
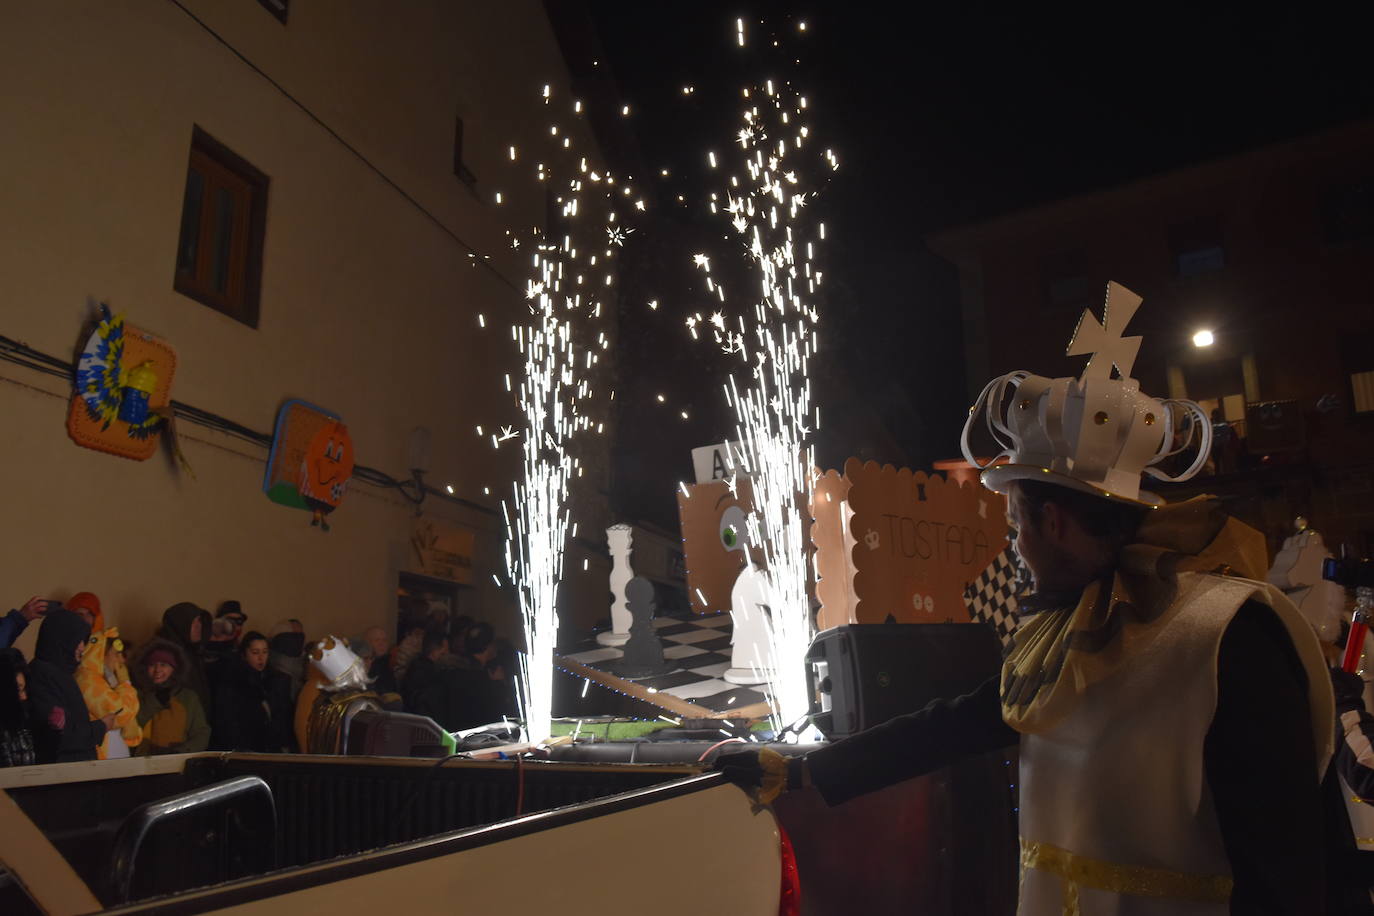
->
[[690, 21, 838, 734], [498, 89, 640, 744]]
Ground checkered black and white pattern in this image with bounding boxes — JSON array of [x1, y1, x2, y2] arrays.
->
[[964, 546, 1022, 647], [559, 614, 770, 714]]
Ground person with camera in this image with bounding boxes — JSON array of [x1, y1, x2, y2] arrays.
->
[[0, 596, 51, 649]]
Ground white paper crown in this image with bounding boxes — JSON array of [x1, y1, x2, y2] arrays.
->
[[960, 282, 1211, 506], [309, 635, 369, 690]]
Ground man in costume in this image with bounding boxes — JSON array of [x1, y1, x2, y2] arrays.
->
[[719, 282, 1336, 914]]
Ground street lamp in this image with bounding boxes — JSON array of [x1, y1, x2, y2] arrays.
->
[[1192, 329, 1215, 348]]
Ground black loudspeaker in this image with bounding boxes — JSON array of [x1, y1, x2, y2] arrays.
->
[[806, 623, 1002, 739]]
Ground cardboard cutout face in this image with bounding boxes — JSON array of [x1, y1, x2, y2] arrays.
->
[[677, 478, 755, 615], [300, 422, 355, 508]]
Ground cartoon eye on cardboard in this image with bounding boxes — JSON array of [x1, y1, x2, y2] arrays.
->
[[678, 477, 754, 615], [719, 505, 748, 552]]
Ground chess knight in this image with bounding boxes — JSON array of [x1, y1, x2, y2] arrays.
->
[[720, 282, 1338, 914]]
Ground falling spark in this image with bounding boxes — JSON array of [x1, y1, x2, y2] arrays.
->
[[686, 42, 836, 734]]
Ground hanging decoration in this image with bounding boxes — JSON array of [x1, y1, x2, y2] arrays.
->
[[263, 399, 355, 531], [67, 305, 178, 461]]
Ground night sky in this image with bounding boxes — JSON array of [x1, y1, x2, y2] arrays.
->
[[563, 5, 1374, 528]]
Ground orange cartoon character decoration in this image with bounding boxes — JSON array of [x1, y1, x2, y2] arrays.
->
[[264, 400, 356, 531], [300, 421, 355, 530], [677, 476, 755, 615]]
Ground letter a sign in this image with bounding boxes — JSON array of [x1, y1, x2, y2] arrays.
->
[[691, 441, 744, 485]]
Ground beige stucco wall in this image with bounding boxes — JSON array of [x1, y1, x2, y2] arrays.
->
[[0, 1, 615, 654]]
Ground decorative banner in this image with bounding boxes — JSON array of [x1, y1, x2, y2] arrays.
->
[[677, 476, 755, 615], [263, 399, 355, 530], [812, 458, 1009, 626], [410, 519, 476, 585], [67, 305, 177, 461]]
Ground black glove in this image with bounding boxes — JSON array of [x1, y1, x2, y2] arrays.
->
[[1331, 667, 1367, 715], [711, 747, 805, 804], [714, 749, 768, 789]]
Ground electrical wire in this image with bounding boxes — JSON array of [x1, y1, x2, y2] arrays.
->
[[0, 333, 497, 516]]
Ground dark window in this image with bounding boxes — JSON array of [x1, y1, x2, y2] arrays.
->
[[1170, 217, 1225, 278], [257, 0, 288, 24], [453, 117, 476, 189], [173, 128, 268, 328], [1322, 180, 1374, 244]]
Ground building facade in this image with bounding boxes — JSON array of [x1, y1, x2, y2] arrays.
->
[[929, 121, 1374, 554], [0, 1, 618, 652]]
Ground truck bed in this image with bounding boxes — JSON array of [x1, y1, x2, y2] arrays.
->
[[0, 753, 780, 914]]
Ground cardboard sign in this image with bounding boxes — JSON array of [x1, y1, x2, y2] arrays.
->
[[67, 308, 177, 461], [263, 400, 355, 528], [410, 520, 476, 585], [812, 458, 1009, 625], [691, 441, 743, 484], [677, 476, 754, 615], [811, 468, 855, 631]]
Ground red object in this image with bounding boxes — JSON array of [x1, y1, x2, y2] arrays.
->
[[777, 821, 801, 916], [1343, 615, 1369, 673], [47, 706, 66, 731]]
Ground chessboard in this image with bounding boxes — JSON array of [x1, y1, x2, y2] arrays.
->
[[556, 613, 774, 720]]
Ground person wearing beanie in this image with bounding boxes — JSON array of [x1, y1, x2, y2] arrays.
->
[[65, 591, 104, 633], [156, 602, 212, 712], [131, 638, 209, 755], [268, 619, 307, 702], [75, 625, 140, 759], [27, 608, 115, 763]]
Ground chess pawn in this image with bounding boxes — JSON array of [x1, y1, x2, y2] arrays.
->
[[724, 562, 775, 686], [597, 525, 634, 647], [613, 577, 671, 679]]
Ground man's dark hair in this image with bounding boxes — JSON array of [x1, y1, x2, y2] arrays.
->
[[1015, 479, 1147, 552], [465, 621, 495, 657], [421, 629, 449, 657]]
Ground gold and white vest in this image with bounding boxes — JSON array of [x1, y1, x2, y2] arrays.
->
[[1016, 573, 1334, 915]]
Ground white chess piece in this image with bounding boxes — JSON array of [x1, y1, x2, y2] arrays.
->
[[597, 525, 634, 647], [1267, 523, 1344, 642], [724, 562, 775, 686]]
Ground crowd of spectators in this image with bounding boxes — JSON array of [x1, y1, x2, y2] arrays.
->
[[0, 591, 516, 767]]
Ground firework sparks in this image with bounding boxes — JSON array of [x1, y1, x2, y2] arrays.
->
[[492, 88, 636, 744], [688, 29, 834, 733]]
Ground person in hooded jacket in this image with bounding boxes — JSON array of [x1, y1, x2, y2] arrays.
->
[[156, 602, 212, 713], [268, 620, 307, 702], [0, 648, 36, 767], [132, 638, 210, 755], [75, 626, 140, 759], [212, 631, 294, 752], [27, 608, 115, 763]]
